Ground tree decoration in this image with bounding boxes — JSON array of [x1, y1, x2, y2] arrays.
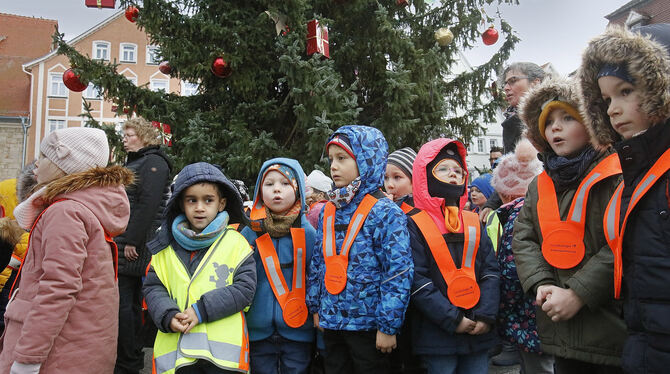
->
[[434, 27, 454, 46], [85, 0, 116, 9], [307, 20, 329, 59], [482, 25, 499, 45], [158, 61, 172, 75], [62, 69, 87, 92], [211, 57, 232, 78], [397, 0, 409, 6], [125, 6, 139, 22], [151, 121, 173, 146]]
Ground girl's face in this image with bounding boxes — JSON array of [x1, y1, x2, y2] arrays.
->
[[261, 170, 297, 214], [34, 154, 65, 184], [432, 159, 465, 185], [598, 75, 651, 139], [328, 145, 359, 188], [544, 108, 590, 157], [469, 186, 487, 207], [384, 164, 413, 201]]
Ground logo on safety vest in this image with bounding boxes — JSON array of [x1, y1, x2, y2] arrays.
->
[[210, 262, 234, 287]]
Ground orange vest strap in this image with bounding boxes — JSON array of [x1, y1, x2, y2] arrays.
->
[[400, 202, 413, 214], [230, 223, 240, 231], [604, 148, 670, 298]]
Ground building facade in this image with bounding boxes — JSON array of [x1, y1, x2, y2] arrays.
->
[[606, 0, 670, 27]]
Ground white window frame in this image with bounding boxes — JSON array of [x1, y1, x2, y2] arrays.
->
[[181, 81, 199, 96], [83, 83, 103, 100], [48, 119, 66, 134], [119, 43, 137, 63], [146, 45, 160, 65], [49, 73, 67, 97], [489, 138, 498, 150], [477, 138, 485, 153], [150, 78, 169, 92], [92, 40, 111, 61]]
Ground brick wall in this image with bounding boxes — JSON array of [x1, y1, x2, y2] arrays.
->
[[608, 0, 670, 26], [0, 123, 25, 180]]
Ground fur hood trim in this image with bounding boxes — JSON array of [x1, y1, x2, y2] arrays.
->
[[519, 77, 589, 153], [579, 25, 670, 145], [43, 166, 134, 203]]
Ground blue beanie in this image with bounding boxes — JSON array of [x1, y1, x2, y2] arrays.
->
[[469, 173, 495, 199]]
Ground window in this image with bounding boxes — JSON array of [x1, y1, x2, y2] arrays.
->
[[48, 119, 66, 134], [93, 41, 111, 61], [181, 81, 198, 96], [146, 45, 160, 65], [150, 79, 168, 92], [489, 139, 498, 150], [126, 76, 138, 86], [84, 83, 103, 99], [477, 138, 485, 153], [49, 73, 67, 97], [120, 43, 137, 63]]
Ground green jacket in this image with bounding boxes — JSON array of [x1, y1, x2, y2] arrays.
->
[[512, 149, 626, 365]]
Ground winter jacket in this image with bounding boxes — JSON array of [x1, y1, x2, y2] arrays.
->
[[0, 231, 28, 289], [305, 125, 413, 335], [502, 114, 524, 154], [115, 145, 172, 277], [241, 158, 316, 343], [0, 166, 133, 373], [0, 178, 17, 220], [512, 150, 626, 365], [306, 201, 326, 229], [408, 138, 500, 356], [0, 219, 22, 273], [144, 162, 255, 334]]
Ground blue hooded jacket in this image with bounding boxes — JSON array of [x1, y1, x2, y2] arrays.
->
[[241, 158, 316, 343], [305, 125, 413, 335]]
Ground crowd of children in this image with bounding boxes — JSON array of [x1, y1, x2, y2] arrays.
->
[[0, 24, 669, 374]]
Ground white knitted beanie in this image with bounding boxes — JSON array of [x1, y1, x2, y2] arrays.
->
[[40, 127, 109, 175], [492, 138, 543, 198], [306, 170, 333, 193]]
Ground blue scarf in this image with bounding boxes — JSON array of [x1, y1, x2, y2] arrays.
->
[[171, 211, 229, 251]]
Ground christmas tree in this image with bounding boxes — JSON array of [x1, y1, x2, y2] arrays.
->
[[56, 0, 519, 182]]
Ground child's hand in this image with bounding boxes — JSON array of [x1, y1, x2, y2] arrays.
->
[[181, 306, 200, 333], [312, 313, 324, 332], [375, 331, 397, 353], [454, 316, 476, 334], [468, 321, 490, 335], [170, 313, 188, 333], [540, 286, 584, 322]]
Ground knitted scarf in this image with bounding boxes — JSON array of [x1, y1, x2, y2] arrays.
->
[[544, 146, 598, 189], [326, 177, 362, 208], [172, 211, 229, 251], [263, 201, 301, 238]]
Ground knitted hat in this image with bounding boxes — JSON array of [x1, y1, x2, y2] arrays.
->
[[537, 99, 585, 141], [326, 134, 356, 159], [40, 128, 109, 175], [469, 173, 495, 199], [306, 170, 333, 193], [492, 138, 543, 198], [387, 147, 417, 179], [262, 164, 299, 196]]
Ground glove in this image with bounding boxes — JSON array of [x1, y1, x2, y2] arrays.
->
[[10, 362, 41, 374]]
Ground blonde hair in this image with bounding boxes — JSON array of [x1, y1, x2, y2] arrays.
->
[[123, 117, 161, 147]]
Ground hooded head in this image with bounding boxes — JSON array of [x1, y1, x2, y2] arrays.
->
[[250, 158, 307, 221], [579, 25, 670, 144]]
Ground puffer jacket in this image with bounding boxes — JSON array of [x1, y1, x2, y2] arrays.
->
[[115, 145, 172, 276], [408, 138, 499, 355], [305, 125, 413, 335], [241, 158, 316, 343], [0, 166, 132, 373]]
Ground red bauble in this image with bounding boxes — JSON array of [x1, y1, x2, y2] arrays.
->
[[62, 69, 87, 92], [125, 6, 139, 22], [158, 61, 172, 75], [211, 57, 232, 78], [396, 0, 409, 6], [482, 26, 499, 45]]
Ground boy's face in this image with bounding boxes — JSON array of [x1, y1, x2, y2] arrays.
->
[[598, 75, 651, 140], [432, 159, 465, 185], [261, 170, 297, 214], [469, 186, 487, 207], [544, 108, 589, 157], [180, 183, 226, 234], [384, 164, 413, 201], [328, 145, 359, 188]]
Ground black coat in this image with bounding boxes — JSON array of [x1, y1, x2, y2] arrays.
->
[[615, 119, 670, 373], [115, 146, 172, 276], [501, 114, 524, 154]]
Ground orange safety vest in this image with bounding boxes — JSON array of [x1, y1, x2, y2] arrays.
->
[[537, 153, 621, 269], [410, 209, 482, 309], [255, 228, 308, 328], [400, 201, 413, 214], [604, 148, 670, 299], [322, 194, 378, 295]]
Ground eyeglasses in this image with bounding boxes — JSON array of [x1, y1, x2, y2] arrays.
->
[[503, 76, 529, 87], [122, 133, 137, 139], [433, 164, 465, 181]]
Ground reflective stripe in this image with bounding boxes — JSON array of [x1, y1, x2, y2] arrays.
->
[[464, 226, 477, 267], [154, 350, 178, 374], [631, 174, 656, 204], [295, 248, 303, 289], [570, 172, 601, 222], [324, 216, 334, 257], [605, 184, 623, 242], [341, 213, 365, 256], [7, 256, 21, 271], [180, 332, 242, 363], [264, 256, 286, 296]]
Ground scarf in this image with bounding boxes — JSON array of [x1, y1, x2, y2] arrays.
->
[[543, 146, 599, 189], [503, 106, 517, 119], [326, 177, 362, 208], [172, 211, 229, 251], [13, 186, 47, 230], [443, 206, 462, 233], [263, 201, 301, 238]]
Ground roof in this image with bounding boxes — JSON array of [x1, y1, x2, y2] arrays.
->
[[605, 0, 650, 20]]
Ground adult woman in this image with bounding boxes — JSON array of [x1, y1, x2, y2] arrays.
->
[[115, 118, 172, 374]]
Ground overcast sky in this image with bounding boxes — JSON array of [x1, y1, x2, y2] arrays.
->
[[3, 0, 631, 76]]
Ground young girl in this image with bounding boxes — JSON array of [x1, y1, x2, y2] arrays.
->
[[305, 169, 332, 229], [241, 158, 316, 373], [0, 128, 132, 373], [306, 125, 413, 374]]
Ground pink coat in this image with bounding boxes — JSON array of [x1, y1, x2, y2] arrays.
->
[[0, 167, 132, 373]]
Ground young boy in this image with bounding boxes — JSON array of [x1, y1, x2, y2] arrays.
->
[[241, 158, 316, 374], [385, 147, 417, 212], [468, 173, 494, 213], [408, 138, 500, 374], [513, 78, 627, 373], [579, 25, 670, 373], [143, 162, 256, 374], [306, 125, 413, 374]]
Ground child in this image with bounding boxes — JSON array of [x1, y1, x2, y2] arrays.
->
[[241, 158, 316, 373], [385, 147, 417, 213], [579, 25, 670, 373], [143, 162, 256, 374], [512, 77, 627, 373], [490, 139, 551, 373], [306, 125, 413, 374], [468, 173, 494, 213], [407, 138, 499, 374], [0, 128, 132, 373], [305, 170, 332, 229]]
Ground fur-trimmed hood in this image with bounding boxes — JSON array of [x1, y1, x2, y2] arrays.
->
[[42, 166, 134, 203], [519, 77, 590, 153], [579, 25, 670, 145]]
